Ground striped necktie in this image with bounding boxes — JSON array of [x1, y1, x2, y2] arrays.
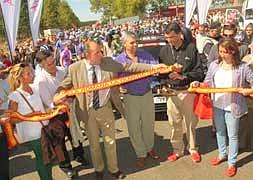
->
[[92, 66, 100, 110]]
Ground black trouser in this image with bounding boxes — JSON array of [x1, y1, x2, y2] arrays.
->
[[65, 127, 84, 159], [0, 132, 9, 180]]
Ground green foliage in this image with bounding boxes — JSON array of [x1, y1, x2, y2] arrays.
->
[[18, 0, 31, 39], [0, 0, 81, 41], [57, 0, 80, 28], [89, 0, 149, 19], [41, 0, 61, 30]]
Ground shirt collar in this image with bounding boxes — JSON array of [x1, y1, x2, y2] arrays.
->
[[84, 60, 99, 71], [122, 50, 140, 61]]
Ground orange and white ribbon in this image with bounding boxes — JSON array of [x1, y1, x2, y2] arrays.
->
[[3, 104, 69, 149], [188, 87, 253, 99]]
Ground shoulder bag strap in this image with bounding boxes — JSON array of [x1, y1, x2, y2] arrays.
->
[[16, 90, 45, 126]]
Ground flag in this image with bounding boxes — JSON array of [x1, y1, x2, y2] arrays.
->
[[197, 0, 212, 25], [0, 0, 21, 53], [185, 0, 197, 27], [247, 0, 253, 8], [27, 0, 43, 46]]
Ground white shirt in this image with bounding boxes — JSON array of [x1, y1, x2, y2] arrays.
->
[[34, 66, 66, 107], [196, 33, 207, 54], [8, 86, 48, 143], [213, 68, 233, 111], [84, 60, 110, 108], [35, 64, 43, 77]]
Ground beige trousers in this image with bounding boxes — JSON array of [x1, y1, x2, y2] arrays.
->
[[123, 90, 155, 158], [86, 101, 119, 173], [167, 91, 199, 155]]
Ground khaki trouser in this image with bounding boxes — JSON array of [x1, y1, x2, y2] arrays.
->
[[86, 101, 119, 173], [124, 90, 155, 158], [167, 91, 199, 155]]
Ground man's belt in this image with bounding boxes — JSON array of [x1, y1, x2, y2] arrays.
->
[[167, 84, 189, 90]]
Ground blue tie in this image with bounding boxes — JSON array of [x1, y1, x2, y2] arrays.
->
[[92, 66, 100, 110]]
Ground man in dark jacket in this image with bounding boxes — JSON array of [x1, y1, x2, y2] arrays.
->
[[159, 22, 204, 163], [207, 23, 249, 67]]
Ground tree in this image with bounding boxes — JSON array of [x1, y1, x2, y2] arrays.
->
[[89, 0, 149, 19], [18, 0, 31, 39], [148, 0, 169, 17], [41, 0, 61, 30], [58, 0, 80, 29]]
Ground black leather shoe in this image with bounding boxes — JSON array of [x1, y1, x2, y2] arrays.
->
[[111, 170, 126, 179], [75, 156, 90, 166], [95, 171, 104, 180], [60, 167, 77, 179]]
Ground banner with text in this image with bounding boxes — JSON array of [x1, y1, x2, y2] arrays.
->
[[0, 0, 21, 53], [28, 0, 43, 46]]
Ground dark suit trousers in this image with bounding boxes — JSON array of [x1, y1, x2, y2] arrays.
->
[[0, 132, 9, 180]]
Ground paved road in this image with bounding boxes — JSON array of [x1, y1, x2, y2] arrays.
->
[[10, 117, 253, 180]]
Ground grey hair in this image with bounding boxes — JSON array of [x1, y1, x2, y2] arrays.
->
[[121, 31, 137, 45], [84, 40, 99, 54]]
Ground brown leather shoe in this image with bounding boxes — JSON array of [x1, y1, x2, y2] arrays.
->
[[137, 157, 145, 168], [95, 171, 104, 180], [147, 150, 160, 159]]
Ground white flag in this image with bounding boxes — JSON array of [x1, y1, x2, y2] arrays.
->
[[197, 0, 212, 25], [185, 0, 197, 27], [27, 0, 43, 46], [247, 0, 253, 8], [0, 0, 21, 53]]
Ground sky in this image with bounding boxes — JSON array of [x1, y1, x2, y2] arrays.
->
[[66, 0, 102, 22]]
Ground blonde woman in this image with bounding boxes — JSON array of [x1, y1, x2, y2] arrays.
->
[[8, 63, 53, 180]]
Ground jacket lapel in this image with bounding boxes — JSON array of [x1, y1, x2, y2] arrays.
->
[[78, 61, 90, 110], [79, 61, 86, 86]]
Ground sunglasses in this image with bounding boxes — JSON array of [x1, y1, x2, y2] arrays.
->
[[223, 34, 234, 38], [39, 45, 53, 57]]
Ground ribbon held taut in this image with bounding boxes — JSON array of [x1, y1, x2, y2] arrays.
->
[[5, 65, 175, 149], [188, 87, 253, 99], [3, 104, 69, 149], [54, 66, 175, 103]]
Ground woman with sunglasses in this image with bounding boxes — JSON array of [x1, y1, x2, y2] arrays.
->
[[191, 38, 253, 177], [8, 63, 53, 180]]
